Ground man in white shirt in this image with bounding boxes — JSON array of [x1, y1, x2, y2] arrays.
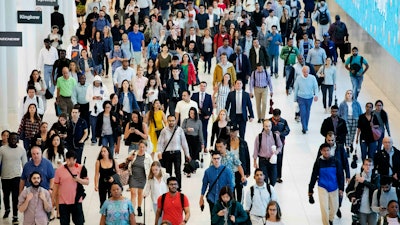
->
[[113, 59, 136, 92], [244, 169, 278, 225], [264, 9, 280, 32], [20, 86, 45, 120], [175, 90, 198, 126], [37, 38, 58, 95]]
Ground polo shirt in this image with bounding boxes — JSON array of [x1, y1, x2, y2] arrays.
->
[[157, 192, 189, 225], [57, 76, 77, 97], [128, 31, 144, 52], [21, 158, 55, 190]]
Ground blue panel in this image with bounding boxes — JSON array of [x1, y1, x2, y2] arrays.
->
[[335, 0, 400, 62]]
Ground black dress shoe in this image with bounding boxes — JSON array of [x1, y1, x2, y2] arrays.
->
[[257, 119, 262, 123], [276, 178, 283, 183], [336, 209, 342, 218], [302, 130, 306, 134]]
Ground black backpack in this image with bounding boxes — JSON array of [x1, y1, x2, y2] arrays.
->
[[318, 9, 329, 25], [258, 131, 278, 153], [237, 185, 272, 225]]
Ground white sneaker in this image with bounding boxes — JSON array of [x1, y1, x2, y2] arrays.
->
[[114, 153, 119, 159]]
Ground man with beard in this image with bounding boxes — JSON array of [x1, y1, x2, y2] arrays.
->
[[0, 132, 28, 224], [344, 47, 369, 100], [371, 176, 398, 217], [18, 172, 52, 224]]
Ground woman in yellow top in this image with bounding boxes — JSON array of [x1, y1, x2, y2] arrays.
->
[[144, 99, 167, 159]]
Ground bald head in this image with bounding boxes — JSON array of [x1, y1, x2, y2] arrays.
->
[[302, 66, 310, 77]]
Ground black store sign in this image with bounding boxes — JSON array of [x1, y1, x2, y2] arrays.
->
[[0, 32, 23, 47], [36, 0, 58, 6], [17, 11, 42, 24]]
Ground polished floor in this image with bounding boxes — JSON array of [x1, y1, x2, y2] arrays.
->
[[2, 1, 400, 225]]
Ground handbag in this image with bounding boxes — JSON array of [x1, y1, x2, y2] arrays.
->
[[344, 42, 352, 54], [370, 115, 382, 141], [45, 89, 53, 99], [114, 169, 129, 186], [351, 198, 361, 214], [183, 159, 199, 174]]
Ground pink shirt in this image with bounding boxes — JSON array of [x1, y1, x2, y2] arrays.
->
[[54, 164, 88, 204]]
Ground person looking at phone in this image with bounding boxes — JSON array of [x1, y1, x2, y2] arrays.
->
[[371, 175, 398, 217]]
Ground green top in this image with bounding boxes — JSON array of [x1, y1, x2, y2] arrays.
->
[[280, 45, 300, 65], [57, 76, 77, 97], [181, 64, 188, 84]]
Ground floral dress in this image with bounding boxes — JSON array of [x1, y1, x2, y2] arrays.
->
[[100, 198, 134, 225]]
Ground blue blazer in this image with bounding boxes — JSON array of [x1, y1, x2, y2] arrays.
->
[[191, 92, 213, 119], [225, 91, 254, 121]]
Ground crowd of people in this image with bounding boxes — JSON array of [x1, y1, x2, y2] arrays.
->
[[0, 0, 397, 225]]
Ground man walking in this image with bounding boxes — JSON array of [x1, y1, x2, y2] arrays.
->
[[249, 63, 273, 123], [293, 66, 318, 134], [200, 151, 234, 215], [328, 15, 349, 63], [0, 132, 28, 224], [225, 80, 254, 138], [253, 120, 282, 186], [67, 105, 88, 163], [309, 143, 344, 225], [54, 151, 89, 225], [37, 38, 58, 95], [344, 47, 369, 100], [244, 169, 278, 225], [155, 177, 190, 225], [56, 67, 77, 115], [158, 115, 191, 190]]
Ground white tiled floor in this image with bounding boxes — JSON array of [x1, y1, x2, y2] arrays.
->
[[2, 1, 400, 224]]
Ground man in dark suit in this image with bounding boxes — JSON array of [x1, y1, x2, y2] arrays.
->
[[184, 27, 203, 50], [51, 5, 65, 37], [320, 105, 348, 145], [229, 46, 251, 91], [191, 81, 213, 150], [249, 39, 270, 71], [374, 137, 400, 187], [225, 80, 254, 138]]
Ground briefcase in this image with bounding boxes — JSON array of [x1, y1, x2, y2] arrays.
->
[[344, 42, 351, 54]]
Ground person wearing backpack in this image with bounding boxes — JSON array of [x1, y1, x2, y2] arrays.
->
[[211, 186, 248, 225], [243, 169, 278, 225], [371, 176, 398, 217], [328, 15, 349, 63], [344, 47, 369, 100], [155, 177, 190, 225], [311, 0, 331, 40], [253, 120, 283, 186]]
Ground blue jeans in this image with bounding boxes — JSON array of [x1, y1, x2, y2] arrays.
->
[[43, 64, 54, 94], [297, 97, 313, 131], [101, 135, 115, 158], [90, 115, 98, 143], [269, 54, 279, 74], [321, 84, 334, 108], [74, 146, 84, 164], [258, 157, 277, 186], [360, 140, 377, 161], [128, 143, 139, 153], [350, 75, 364, 100]]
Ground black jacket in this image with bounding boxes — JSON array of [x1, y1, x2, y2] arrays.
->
[[249, 46, 270, 71], [374, 147, 400, 184], [95, 112, 120, 139], [320, 116, 348, 144], [346, 172, 380, 206]]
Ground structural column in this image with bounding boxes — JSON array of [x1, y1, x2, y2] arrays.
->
[[0, 0, 9, 130]]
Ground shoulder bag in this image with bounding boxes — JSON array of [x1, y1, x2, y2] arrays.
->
[[205, 166, 226, 199], [159, 126, 178, 167], [370, 114, 382, 141]]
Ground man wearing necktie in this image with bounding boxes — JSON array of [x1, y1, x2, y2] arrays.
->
[[225, 80, 254, 138], [191, 82, 213, 150], [229, 46, 251, 91]]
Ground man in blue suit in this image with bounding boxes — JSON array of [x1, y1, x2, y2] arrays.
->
[[225, 80, 254, 138], [191, 81, 213, 150], [229, 46, 251, 91]]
